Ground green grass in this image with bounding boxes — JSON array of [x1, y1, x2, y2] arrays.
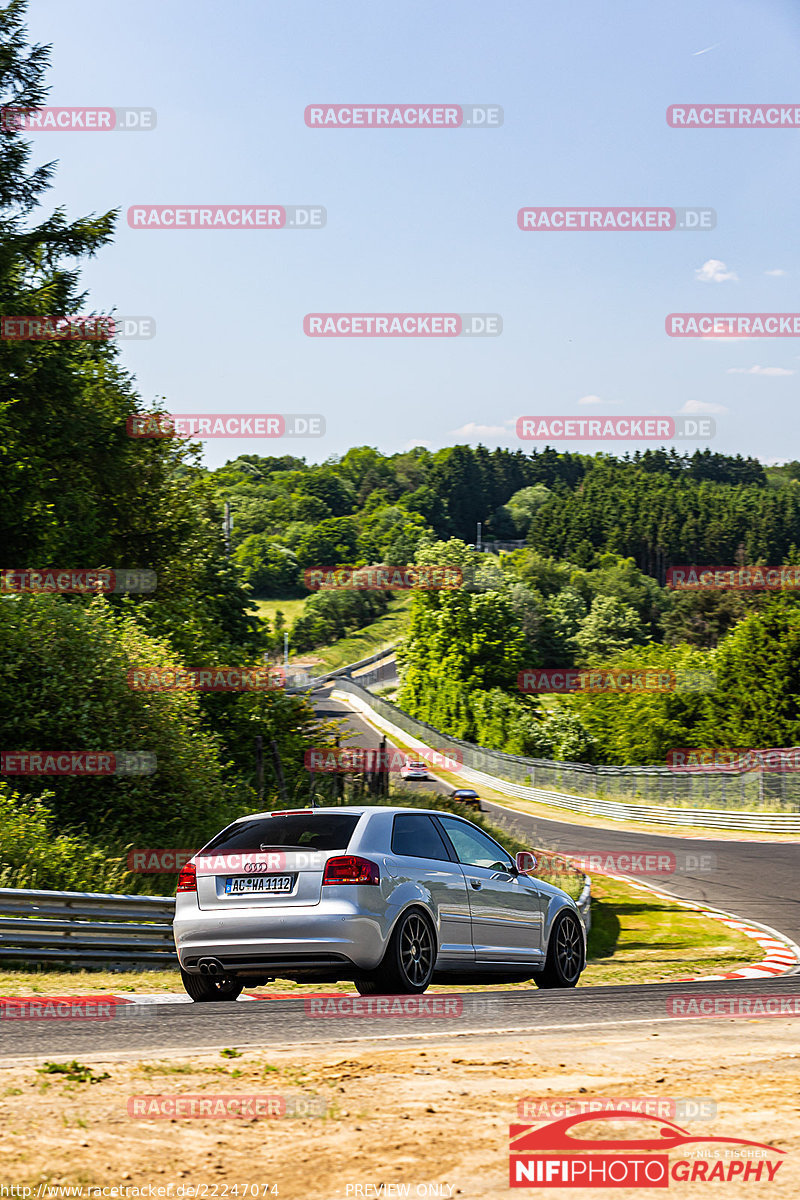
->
[[311, 595, 411, 673], [581, 874, 758, 985], [248, 597, 308, 626], [247, 594, 410, 674]]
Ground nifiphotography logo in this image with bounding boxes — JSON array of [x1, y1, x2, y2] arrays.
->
[[508, 1109, 786, 1187]]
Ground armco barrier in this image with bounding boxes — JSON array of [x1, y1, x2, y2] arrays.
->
[[0, 888, 177, 966], [334, 679, 800, 833], [311, 641, 401, 684], [0, 880, 590, 964]]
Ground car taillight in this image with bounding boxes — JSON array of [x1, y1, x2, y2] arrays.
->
[[322, 855, 380, 885], [177, 862, 197, 893]]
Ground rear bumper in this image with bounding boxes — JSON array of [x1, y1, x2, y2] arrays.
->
[[173, 893, 387, 974]]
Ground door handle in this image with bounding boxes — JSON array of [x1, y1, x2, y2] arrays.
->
[[470, 879, 482, 890]]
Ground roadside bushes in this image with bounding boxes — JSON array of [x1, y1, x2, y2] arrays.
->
[[0, 784, 131, 892], [290, 588, 391, 652], [0, 595, 236, 844], [233, 535, 301, 596]]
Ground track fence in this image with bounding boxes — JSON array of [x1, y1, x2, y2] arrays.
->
[[334, 678, 800, 829]]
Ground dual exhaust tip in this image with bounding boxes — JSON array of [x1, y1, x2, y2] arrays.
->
[[198, 957, 225, 976]]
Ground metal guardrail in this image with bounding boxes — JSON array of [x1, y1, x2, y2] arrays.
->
[[283, 643, 402, 692], [0, 888, 177, 966], [311, 641, 402, 684], [0, 881, 590, 966], [335, 679, 800, 833]]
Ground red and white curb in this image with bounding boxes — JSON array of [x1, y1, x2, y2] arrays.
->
[[617, 876, 800, 981], [81, 881, 800, 1009]]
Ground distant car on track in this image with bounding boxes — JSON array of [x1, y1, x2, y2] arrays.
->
[[400, 759, 431, 780], [450, 788, 481, 811], [173, 805, 585, 1001]]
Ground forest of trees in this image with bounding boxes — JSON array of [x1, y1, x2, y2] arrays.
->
[[208, 438, 800, 768], [395, 540, 800, 767], [0, 2, 319, 889], [212, 444, 799, 650]]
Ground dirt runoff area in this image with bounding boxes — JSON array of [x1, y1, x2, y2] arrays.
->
[[1, 1017, 799, 1198]]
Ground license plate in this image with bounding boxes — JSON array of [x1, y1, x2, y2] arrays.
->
[[225, 874, 294, 894]]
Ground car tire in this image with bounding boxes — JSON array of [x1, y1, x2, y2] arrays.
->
[[180, 968, 244, 1002], [534, 911, 583, 989], [355, 908, 436, 995]]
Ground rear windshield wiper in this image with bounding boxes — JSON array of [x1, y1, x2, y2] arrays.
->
[[257, 843, 311, 851]]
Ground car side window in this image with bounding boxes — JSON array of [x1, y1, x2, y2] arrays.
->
[[391, 814, 454, 861], [438, 817, 514, 871]]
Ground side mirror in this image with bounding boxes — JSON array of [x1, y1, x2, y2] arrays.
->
[[516, 851, 537, 875]]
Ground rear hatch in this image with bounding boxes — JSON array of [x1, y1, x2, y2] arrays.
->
[[195, 810, 362, 910]]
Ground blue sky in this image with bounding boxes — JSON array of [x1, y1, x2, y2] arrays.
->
[[27, 0, 800, 467]]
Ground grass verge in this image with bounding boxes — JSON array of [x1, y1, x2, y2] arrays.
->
[[248, 597, 307, 626], [311, 595, 410, 673]]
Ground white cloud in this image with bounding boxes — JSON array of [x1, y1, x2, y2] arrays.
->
[[679, 399, 729, 414], [450, 422, 510, 438], [695, 259, 738, 283], [726, 365, 795, 376], [764, 268, 788, 277], [692, 41, 721, 55], [402, 438, 432, 449]]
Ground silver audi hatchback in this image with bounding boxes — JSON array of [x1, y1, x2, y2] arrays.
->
[[173, 805, 585, 1001]]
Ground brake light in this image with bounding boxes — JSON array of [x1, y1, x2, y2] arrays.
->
[[269, 809, 314, 817], [176, 862, 197, 893], [322, 855, 380, 885]]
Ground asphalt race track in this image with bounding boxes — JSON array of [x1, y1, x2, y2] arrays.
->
[[317, 685, 800, 947], [4, 977, 800, 1063]]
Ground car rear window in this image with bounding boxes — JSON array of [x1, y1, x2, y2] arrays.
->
[[202, 813, 360, 853]]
